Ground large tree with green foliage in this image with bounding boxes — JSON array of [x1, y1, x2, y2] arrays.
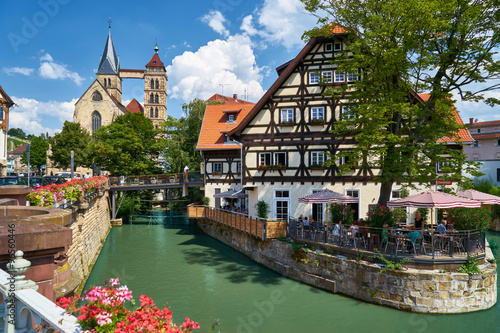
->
[[90, 112, 164, 175], [50, 121, 92, 170], [302, 0, 499, 205], [163, 98, 211, 173], [8, 128, 26, 139], [21, 135, 48, 172]]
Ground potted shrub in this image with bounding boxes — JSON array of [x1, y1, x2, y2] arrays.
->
[[254, 200, 270, 219]]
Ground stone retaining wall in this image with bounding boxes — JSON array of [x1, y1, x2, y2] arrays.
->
[[197, 220, 497, 313], [66, 191, 111, 288]]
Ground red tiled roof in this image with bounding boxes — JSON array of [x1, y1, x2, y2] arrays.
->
[[146, 54, 164, 68], [417, 94, 474, 144], [469, 120, 500, 127], [196, 103, 255, 150], [206, 94, 253, 105], [471, 133, 500, 140], [328, 23, 348, 34], [11, 144, 27, 155], [126, 98, 144, 114]]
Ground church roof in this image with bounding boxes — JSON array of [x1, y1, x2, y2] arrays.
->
[[126, 98, 144, 114], [145, 53, 164, 68], [97, 31, 120, 75], [0, 85, 14, 106]]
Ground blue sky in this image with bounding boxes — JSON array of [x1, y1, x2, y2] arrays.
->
[[0, 0, 498, 136]]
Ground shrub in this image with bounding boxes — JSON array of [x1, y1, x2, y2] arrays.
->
[[202, 197, 210, 206], [366, 205, 394, 228], [447, 207, 491, 232], [392, 208, 407, 224], [329, 203, 354, 226], [254, 200, 270, 219]]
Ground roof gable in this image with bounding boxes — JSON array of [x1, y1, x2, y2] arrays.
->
[[126, 98, 144, 114], [146, 53, 165, 68], [206, 93, 253, 105], [0, 85, 14, 106]]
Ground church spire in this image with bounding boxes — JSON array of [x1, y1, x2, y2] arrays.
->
[[97, 24, 120, 75]]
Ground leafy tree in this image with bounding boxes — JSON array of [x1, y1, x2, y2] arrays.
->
[[8, 128, 26, 139], [21, 135, 48, 172], [90, 112, 164, 175], [163, 98, 207, 173], [50, 121, 92, 170], [302, 0, 498, 205]]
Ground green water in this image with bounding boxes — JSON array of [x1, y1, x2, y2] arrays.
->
[[84, 215, 499, 333]]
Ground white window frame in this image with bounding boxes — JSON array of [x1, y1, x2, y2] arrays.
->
[[274, 189, 291, 221], [325, 43, 333, 52], [212, 162, 223, 173], [334, 71, 345, 83], [322, 71, 333, 83], [342, 105, 356, 119], [347, 72, 359, 82], [311, 152, 325, 166], [281, 108, 294, 122], [227, 114, 235, 123], [259, 152, 272, 166], [311, 189, 325, 222], [437, 160, 451, 172], [274, 152, 287, 166], [236, 162, 241, 173], [334, 42, 342, 51], [309, 73, 320, 84], [311, 107, 325, 121]]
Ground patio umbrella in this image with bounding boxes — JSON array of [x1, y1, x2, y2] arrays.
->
[[456, 189, 500, 205], [298, 189, 358, 204], [387, 190, 481, 228]]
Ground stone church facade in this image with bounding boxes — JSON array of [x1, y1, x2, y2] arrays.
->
[[74, 29, 167, 134]]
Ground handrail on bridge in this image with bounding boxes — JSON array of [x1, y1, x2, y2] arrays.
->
[[188, 205, 287, 241], [108, 172, 203, 186]]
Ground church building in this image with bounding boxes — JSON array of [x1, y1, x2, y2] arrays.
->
[[74, 27, 167, 134]]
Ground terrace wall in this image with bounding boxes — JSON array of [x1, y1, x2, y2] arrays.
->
[[197, 220, 497, 313]]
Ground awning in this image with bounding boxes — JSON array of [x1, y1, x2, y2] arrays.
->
[[214, 189, 248, 199]]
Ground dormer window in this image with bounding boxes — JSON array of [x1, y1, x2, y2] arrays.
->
[[227, 114, 236, 123]]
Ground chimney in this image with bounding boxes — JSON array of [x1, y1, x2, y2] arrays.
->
[[233, 94, 238, 100], [469, 118, 474, 125]]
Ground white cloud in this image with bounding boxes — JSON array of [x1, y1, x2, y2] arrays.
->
[[242, 0, 317, 50], [38, 53, 85, 85], [454, 90, 500, 123], [2, 67, 34, 76], [10, 96, 77, 135], [202, 10, 230, 37], [167, 34, 265, 103]]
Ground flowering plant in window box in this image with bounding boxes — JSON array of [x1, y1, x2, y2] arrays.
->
[[310, 118, 325, 124], [310, 163, 326, 169], [258, 164, 285, 170], [211, 171, 222, 176], [280, 120, 295, 125]]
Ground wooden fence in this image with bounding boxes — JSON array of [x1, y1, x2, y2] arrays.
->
[[188, 205, 287, 240]]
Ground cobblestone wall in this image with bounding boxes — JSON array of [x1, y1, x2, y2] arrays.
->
[[198, 221, 497, 314], [67, 191, 111, 284]]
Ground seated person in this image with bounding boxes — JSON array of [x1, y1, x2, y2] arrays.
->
[[348, 223, 359, 245], [382, 224, 390, 244], [436, 221, 447, 234], [333, 220, 343, 236], [406, 230, 421, 244], [303, 216, 310, 237]]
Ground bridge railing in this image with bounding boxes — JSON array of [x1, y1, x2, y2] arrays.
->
[[188, 205, 287, 241], [0, 252, 81, 332], [108, 172, 203, 186]]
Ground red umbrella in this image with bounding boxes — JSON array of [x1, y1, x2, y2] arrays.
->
[[456, 189, 500, 205], [387, 190, 481, 209], [299, 189, 358, 204]]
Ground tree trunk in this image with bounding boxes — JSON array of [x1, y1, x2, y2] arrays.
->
[[378, 180, 394, 207]]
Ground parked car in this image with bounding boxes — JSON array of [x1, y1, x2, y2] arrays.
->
[[57, 173, 82, 180], [0, 176, 28, 186], [28, 177, 43, 188], [42, 176, 66, 186]]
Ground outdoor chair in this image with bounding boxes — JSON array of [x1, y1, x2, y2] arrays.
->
[[409, 237, 427, 256], [296, 221, 303, 238]]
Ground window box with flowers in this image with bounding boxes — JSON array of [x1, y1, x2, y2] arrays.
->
[[280, 120, 295, 126], [211, 171, 222, 177], [310, 118, 325, 125], [258, 164, 286, 171], [309, 163, 326, 170]]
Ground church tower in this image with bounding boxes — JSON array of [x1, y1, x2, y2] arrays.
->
[[144, 43, 167, 128], [96, 27, 122, 103]]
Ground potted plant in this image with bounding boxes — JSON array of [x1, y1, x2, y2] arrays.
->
[[212, 170, 222, 176], [310, 118, 325, 125], [280, 119, 295, 126]]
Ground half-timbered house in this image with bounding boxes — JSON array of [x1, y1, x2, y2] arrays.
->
[[225, 28, 473, 221], [197, 94, 255, 209]]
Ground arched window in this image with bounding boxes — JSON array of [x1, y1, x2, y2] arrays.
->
[[92, 111, 101, 134], [150, 79, 154, 89], [92, 91, 102, 101], [155, 108, 158, 118], [150, 93, 154, 103], [108, 78, 111, 87], [150, 108, 154, 118], [155, 79, 159, 89], [103, 79, 107, 87], [155, 94, 159, 104]]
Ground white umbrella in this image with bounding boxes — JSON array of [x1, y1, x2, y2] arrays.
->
[[298, 189, 358, 204], [456, 189, 500, 205]]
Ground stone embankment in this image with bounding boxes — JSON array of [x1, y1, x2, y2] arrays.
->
[[197, 221, 497, 314]]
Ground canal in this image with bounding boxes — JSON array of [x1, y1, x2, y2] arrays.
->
[[84, 213, 499, 333]]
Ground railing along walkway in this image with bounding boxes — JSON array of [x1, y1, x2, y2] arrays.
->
[[288, 218, 486, 263], [188, 205, 287, 241]]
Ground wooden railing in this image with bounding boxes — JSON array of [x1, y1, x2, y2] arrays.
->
[[188, 205, 287, 241]]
